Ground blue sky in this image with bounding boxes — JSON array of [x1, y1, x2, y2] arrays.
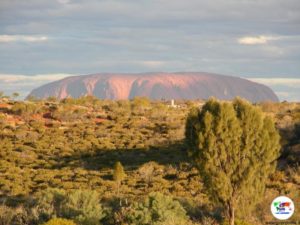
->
[[0, 0, 299, 100]]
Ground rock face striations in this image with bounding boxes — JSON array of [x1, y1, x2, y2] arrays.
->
[[28, 72, 279, 102]]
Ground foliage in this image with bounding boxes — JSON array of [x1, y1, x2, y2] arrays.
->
[[201, 216, 218, 225], [0, 97, 190, 196], [113, 161, 126, 196], [294, 122, 300, 143], [42, 218, 77, 225], [0, 205, 38, 225], [138, 161, 156, 186], [36, 188, 66, 221], [0, 205, 15, 225], [0, 97, 299, 225], [113, 162, 126, 183], [62, 190, 105, 225], [12, 92, 20, 99], [185, 98, 281, 225], [222, 219, 254, 225], [131, 97, 151, 111], [35, 189, 105, 225], [126, 192, 189, 225]]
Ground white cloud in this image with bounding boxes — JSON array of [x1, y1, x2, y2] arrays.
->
[[0, 35, 48, 43], [238, 35, 280, 45], [140, 61, 165, 68], [248, 78, 300, 88], [0, 74, 73, 82], [248, 77, 300, 101], [0, 74, 74, 99], [276, 91, 290, 98], [57, 0, 70, 4]]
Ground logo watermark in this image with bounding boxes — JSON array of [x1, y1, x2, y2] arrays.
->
[[271, 196, 295, 220]]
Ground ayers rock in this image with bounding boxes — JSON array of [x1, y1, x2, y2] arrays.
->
[[28, 72, 279, 102]]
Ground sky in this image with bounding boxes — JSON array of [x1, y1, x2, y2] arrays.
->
[[0, 0, 299, 101]]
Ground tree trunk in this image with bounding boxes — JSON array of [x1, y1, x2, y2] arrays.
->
[[117, 182, 120, 197], [228, 202, 235, 225], [117, 182, 122, 206]]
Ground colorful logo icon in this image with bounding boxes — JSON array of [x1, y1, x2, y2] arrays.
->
[[271, 196, 294, 220]]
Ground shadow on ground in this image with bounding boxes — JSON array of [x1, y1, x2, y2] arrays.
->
[[51, 141, 189, 171]]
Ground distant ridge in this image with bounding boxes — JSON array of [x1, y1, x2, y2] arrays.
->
[[28, 72, 279, 102]]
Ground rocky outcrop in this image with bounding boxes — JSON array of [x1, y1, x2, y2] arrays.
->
[[28, 72, 279, 102]]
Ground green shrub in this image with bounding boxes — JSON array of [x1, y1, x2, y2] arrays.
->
[[0, 205, 14, 225], [0, 205, 37, 225], [126, 192, 189, 225], [201, 216, 218, 225], [62, 189, 105, 225], [36, 189, 106, 225], [113, 161, 126, 197], [222, 219, 254, 225], [186, 98, 280, 224], [42, 218, 77, 225], [36, 188, 66, 221]]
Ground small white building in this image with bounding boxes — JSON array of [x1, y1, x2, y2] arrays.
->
[[168, 99, 179, 108]]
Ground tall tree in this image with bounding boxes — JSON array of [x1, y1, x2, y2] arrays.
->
[[113, 161, 126, 198], [185, 98, 280, 225], [12, 92, 19, 100]]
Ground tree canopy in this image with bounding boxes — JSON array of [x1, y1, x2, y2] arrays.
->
[[185, 98, 281, 225]]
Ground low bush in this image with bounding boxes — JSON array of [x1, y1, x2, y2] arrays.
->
[[61, 190, 106, 225], [42, 218, 77, 225], [36, 188, 66, 222], [126, 192, 189, 225], [222, 219, 254, 225], [35, 189, 106, 225]]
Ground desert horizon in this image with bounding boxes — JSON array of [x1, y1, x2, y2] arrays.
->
[[0, 0, 299, 224], [0, 72, 299, 102]]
